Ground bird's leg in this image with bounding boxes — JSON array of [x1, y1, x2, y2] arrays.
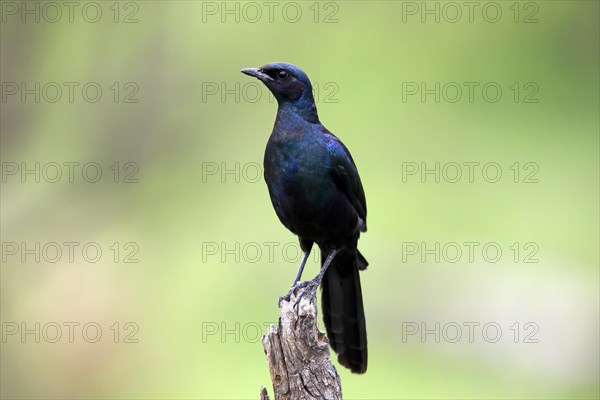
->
[[291, 249, 311, 287], [294, 248, 339, 305], [278, 249, 312, 307]]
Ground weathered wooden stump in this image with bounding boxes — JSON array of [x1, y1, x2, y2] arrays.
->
[[260, 287, 343, 400]]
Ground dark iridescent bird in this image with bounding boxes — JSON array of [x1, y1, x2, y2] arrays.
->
[[241, 62, 369, 374]]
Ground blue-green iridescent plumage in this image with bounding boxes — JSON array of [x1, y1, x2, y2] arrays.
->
[[242, 62, 368, 374]]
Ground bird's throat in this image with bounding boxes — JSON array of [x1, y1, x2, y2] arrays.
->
[[275, 95, 320, 125]]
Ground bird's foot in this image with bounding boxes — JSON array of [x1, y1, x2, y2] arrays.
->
[[277, 293, 290, 308], [292, 279, 319, 307], [278, 281, 311, 307]]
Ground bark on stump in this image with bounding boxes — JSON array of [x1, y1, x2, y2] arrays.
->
[[260, 287, 343, 400]]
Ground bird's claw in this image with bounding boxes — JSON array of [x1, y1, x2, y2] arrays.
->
[[278, 280, 312, 307], [293, 280, 319, 307], [277, 293, 290, 307]]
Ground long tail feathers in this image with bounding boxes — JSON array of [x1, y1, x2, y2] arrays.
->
[[321, 248, 368, 374]]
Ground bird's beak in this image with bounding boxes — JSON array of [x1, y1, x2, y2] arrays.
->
[[241, 67, 273, 82]]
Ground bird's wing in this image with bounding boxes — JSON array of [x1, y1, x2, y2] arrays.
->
[[326, 133, 367, 231]]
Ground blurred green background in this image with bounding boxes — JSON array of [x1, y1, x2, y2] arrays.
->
[[1, 1, 598, 399]]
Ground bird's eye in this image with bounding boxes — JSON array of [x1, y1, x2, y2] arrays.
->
[[277, 70, 289, 80]]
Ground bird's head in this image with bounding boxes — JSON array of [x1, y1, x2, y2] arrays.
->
[[241, 62, 319, 122]]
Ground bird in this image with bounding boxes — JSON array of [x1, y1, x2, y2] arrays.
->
[[241, 62, 368, 374]]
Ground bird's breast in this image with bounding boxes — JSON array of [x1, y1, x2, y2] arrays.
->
[[263, 136, 356, 240], [265, 137, 330, 198]]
